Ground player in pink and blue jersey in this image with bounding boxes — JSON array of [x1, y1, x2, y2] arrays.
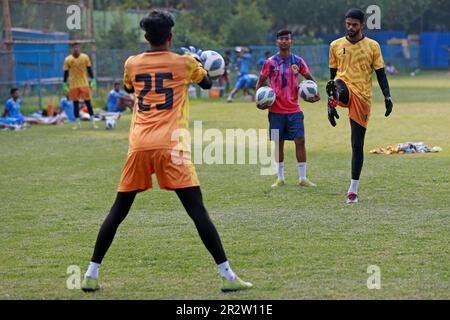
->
[[256, 29, 320, 188]]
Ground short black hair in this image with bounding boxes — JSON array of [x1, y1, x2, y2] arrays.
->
[[276, 29, 292, 38], [345, 8, 365, 23], [10, 88, 19, 95], [72, 41, 80, 47], [140, 10, 174, 46], [113, 80, 120, 86], [225, 50, 231, 55], [264, 51, 271, 56]]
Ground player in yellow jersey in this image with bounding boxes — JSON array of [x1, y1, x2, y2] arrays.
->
[[63, 42, 98, 129], [81, 10, 252, 293], [326, 9, 393, 204]]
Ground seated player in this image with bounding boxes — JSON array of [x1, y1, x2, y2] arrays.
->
[[59, 95, 75, 122], [385, 62, 398, 75], [107, 81, 133, 112], [1, 88, 24, 125], [227, 74, 258, 102]]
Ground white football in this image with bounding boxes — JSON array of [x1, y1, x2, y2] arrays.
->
[[105, 118, 117, 129], [200, 50, 225, 80], [255, 86, 276, 109], [299, 80, 318, 100]]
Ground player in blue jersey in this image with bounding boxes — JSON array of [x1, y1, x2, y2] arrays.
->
[[257, 51, 271, 72], [107, 81, 133, 112], [226, 74, 258, 102], [59, 95, 75, 122], [227, 47, 252, 103], [1, 88, 24, 125]]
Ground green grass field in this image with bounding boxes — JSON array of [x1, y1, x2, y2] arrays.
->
[[1, 72, 449, 299]]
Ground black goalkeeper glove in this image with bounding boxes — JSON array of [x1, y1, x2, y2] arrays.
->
[[327, 99, 339, 127], [385, 97, 393, 117]]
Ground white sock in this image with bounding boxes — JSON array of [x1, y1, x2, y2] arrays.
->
[[76, 118, 81, 125], [85, 262, 100, 279], [348, 179, 359, 194], [277, 162, 285, 180], [90, 115, 95, 122], [218, 261, 236, 281], [298, 162, 306, 180]]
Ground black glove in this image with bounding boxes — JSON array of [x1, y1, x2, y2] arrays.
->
[[385, 97, 393, 117], [327, 99, 339, 127]]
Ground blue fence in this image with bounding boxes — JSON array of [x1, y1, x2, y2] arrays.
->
[[420, 32, 450, 69]]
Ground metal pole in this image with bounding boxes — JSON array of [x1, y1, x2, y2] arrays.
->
[[2, 0, 14, 84], [112, 49, 117, 81], [87, 0, 98, 98], [37, 52, 42, 110]]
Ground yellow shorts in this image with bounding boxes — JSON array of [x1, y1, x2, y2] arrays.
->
[[339, 87, 371, 128], [118, 149, 199, 192], [68, 86, 91, 101]]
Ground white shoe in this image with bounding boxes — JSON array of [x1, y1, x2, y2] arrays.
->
[[271, 179, 285, 188], [298, 178, 317, 187]]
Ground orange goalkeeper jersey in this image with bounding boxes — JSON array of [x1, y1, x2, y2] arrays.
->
[[123, 51, 207, 152]]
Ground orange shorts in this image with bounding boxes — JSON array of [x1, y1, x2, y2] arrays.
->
[[68, 86, 91, 101], [338, 87, 371, 128], [118, 149, 200, 192]]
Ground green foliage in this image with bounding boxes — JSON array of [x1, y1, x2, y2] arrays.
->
[[220, 0, 272, 46], [171, 11, 221, 49], [96, 14, 141, 50], [92, 0, 450, 48], [172, 0, 235, 48]]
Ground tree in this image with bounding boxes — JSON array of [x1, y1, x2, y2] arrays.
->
[[220, 0, 271, 46], [96, 13, 140, 50], [170, 0, 236, 48], [171, 11, 221, 48]]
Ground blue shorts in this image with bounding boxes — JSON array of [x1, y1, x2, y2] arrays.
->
[[269, 112, 305, 141], [235, 75, 247, 90]]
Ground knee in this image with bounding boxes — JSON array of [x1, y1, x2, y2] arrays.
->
[[295, 138, 305, 147], [335, 79, 349, 103], [189, 205, 209, 223], [351, 141, 364, 153]]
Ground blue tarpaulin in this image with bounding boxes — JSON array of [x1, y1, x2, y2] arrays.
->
[[11, 28, 69, 82]]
